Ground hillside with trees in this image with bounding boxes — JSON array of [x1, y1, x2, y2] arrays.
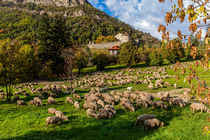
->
[[0, 1, 160, 45]]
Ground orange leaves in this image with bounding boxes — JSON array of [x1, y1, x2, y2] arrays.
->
[[188, 37, 191, 45], [180, 9, 185, 23], [165, 12, 173, 25], [177, 0, 183, 8], [159, 0, 165, 3], [190, 46, 198, 59], [189, 23, 197, 33], [196, 29, 202, 40], [158, 25, 166, 33], [158, 25, 167, 41], [177, 30, 182, 40]]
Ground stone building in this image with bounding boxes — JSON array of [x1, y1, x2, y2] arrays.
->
[[108, 45, 120, 56]]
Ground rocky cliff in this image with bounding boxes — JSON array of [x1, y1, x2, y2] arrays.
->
[[1, 0, 89, 7]]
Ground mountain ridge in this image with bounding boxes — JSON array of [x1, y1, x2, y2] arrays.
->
[[0, 0, 160, 45]]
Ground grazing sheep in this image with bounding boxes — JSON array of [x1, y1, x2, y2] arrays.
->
[[190, 103, 210, 113], [55, 111, 68, 120], [0, 93, 5, 100], [157, 92, 170, 98], [104, 105, 116, 115], [47, 97, 57, 105], [121, 100, 135, 112], [136, 114, 156, 126], [97, 99, 105, 107], [114, 95, 121, 103], [46, 116, 65, 127], [86, 109, 97, 118], [164, 82, 171, 86], [83, 102, 98, 111], [17, 100, 26, 106], [48, 108, 57, 114], [12, 96, 19, 103], [66, 97, 74, 104], [152, 101, 168, 110], [49, 93, 57, 98], [73, 94, 81, 99], [136, 99, 153, 108], [169, 97, 186, 107], [96, 109, 113, 119], [74, 101, 80, 109], [143, 118, 164, 131], [161, 96, 170, 103], [34, 97, 43, 106], [199, 98, 209, 105], [29, 100, 35, 105]]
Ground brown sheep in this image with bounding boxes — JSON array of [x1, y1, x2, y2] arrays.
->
[[136, 114, 156, 126], [83, 101, 98, 111], [73, 94, 81, 99], [97, 99, 105, 107], [46, 116, 65, 127], [104, 105, 116, 115], [55, 111, 68, 120], [143, 118, 164, 131], [190, 103, 210, 113], [47, 97, 57, 105], [86, 109, 97, 118], [74, 101, 80, 109], [169, 97, 186, 107], [114, 95, 121, 103], [34, 97, 43, 106], [48, 108, 57, 114], [0, 93, 5, 100], [17, 100, 26, 106], [152, 101, 168, 110], [29, 100, 35, 105], [96, 110, 113, 119], [121, 100, 135, 112], [66, 97, 74, 104], [136, 99, 153, 108]]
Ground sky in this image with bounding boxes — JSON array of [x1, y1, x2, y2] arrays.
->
[[87, 0, 208, 40]]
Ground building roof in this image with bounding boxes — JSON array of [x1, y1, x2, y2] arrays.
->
[[109, 45, 120, 50]]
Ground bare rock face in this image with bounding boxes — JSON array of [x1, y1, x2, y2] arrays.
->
[[73, 9, 85, 16], [115, 33, 130, 44], [1, 0, 89, 7]]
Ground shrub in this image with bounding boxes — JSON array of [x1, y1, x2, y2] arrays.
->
[[162, 39, 185, 63], [149, 49, 163, 66], [91, 53, 110, 71], [118, 41, 138, 66]]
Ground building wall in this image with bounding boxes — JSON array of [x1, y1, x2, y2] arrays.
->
[[88, 41, 121, 49]]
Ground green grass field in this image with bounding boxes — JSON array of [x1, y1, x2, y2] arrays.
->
[[0, 61, 209, 140]]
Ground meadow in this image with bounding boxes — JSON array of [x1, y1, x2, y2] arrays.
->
[[0, 61, 209, 140]]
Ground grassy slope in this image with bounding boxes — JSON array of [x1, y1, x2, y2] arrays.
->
[[0, 61, 210, 140]]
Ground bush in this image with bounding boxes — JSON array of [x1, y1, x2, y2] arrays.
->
[[118, 41, 138, 66], [148, 49, 163, 66], [91, 53, 111, 71], [162, 39, 185, 63]]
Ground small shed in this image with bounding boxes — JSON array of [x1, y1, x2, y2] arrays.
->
[[109, 45, 120, 55]]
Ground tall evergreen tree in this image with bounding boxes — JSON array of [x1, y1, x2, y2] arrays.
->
[[37, 14, 69, 74]]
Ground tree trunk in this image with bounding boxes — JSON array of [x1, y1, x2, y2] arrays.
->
[[5, 85, 9, 101]]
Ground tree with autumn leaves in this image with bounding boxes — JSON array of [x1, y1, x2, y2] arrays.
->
[[158, 0, 209, 133]]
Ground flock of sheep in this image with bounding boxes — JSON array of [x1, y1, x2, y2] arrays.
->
[[0, 63, 209, 131]]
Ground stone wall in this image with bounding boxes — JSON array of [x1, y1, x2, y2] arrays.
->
[[88, 41, 121, 49]]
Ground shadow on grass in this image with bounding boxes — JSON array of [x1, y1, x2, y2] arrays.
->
[[5, 105, 183, 140]]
